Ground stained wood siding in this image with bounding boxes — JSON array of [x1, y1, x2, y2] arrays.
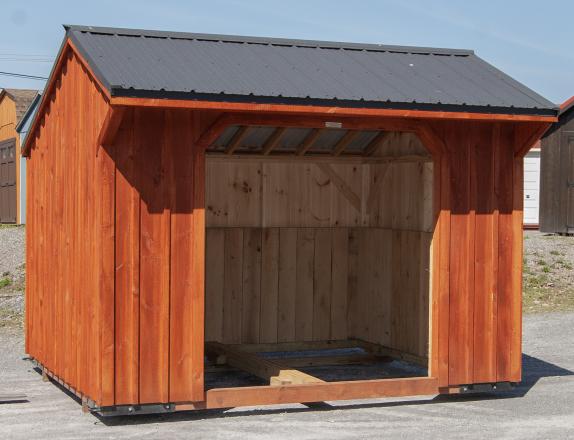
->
[[540, 112, 574, 233], [26, 52, 207, 406], [429, 120, 526, 386], [26, 51, 110, 403], [205, 227, 431, 358], [112, 108, 206, 405]]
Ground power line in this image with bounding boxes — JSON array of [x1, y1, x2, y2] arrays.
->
[[0, 58, 54, 63], [0, 71, 48, 81]]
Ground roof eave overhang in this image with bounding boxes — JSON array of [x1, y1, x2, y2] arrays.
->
[[22, 31, 558, 157], [109, 93, 558, 123]]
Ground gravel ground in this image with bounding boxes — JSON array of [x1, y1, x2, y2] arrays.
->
[[523, 231, 574, 313], [0, 312, 572, 439], [0, 226, 25, 333]]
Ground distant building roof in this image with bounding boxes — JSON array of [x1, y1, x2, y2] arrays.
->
[[64, 25, 557, 116], [0, 88, 40, 124], [559, 95, 574, 116], [15, 92, 41, 134]]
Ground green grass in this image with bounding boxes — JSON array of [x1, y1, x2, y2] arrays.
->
[[0, 223, 21, 229], [0, 277, 12, 288]]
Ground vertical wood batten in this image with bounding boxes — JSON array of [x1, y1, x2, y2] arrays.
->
[[99, 135, 116, 405], [472, 123, 498, 383], [138, 108, 170, 403], [446, 122, 475, 386], [496, 124, 516, 383], [114, 109, 140, 404], [169, 110, 205, 402]]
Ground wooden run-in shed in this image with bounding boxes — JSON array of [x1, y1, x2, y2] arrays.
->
[[540, 97, 574, 234], [23, 25, 558, 415], [0, 88, 38, 223]]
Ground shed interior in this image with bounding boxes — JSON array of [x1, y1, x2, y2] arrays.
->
[[203, 124, 434, 389]]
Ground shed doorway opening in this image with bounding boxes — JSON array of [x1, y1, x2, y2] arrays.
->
[[204, 125, 434, 391]]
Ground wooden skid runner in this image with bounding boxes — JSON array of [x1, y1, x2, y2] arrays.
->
[[205, 341, 324, 386], [198, 377, 438, 410]]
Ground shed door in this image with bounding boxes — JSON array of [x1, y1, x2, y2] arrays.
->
[[565, 132, 574, 233], [0, 138, 17, 223], [523, 150, 540, 225]]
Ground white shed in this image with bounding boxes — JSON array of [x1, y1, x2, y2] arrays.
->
[[524, 143, 541, 227]]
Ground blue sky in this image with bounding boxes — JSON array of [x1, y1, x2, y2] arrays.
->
[[1, 0, 572, 104]]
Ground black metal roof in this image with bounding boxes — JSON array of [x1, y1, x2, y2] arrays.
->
[[65, 25, 558, 115]]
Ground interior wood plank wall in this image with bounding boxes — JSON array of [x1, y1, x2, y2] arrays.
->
[[206, 133, 433, 230], [25, 50, 109, 404], [205, 227, 432, 359]]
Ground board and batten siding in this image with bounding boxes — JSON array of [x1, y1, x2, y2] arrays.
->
[[26, 48, 210, 406], [26, 50, 111, 404], [540, 111, 574, 234]]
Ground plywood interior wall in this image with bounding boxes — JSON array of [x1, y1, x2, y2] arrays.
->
[[205, 132, 433, 359]]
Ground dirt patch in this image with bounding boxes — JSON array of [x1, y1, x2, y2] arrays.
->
[[523, 231, 574, 313]]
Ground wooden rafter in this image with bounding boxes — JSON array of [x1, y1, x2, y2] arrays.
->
[[196, 113, 238, 149], [205, 342, 324, 386], [224, 126, 251, 155], [262, 127, 287, 155], [96, 106, 126, 155], [333, 130, 359, 156], [363, 131, 393, 156], [296, 128, 323, 155], [316, 163, 362, 212], [514, 122, 552, 158]]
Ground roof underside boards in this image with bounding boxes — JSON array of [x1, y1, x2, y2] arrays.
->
[[209, 125, 382, 155], [65, 25, 557, 116]]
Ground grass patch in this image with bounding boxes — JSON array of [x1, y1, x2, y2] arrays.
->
[[0, 223, 21, 229], [0, 277, 12, 288]]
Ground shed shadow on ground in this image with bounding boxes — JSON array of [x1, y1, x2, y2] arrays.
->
[[89, 353, 573, 426]]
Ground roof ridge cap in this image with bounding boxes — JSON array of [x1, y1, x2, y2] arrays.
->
[[64, 24, 475, 56]]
